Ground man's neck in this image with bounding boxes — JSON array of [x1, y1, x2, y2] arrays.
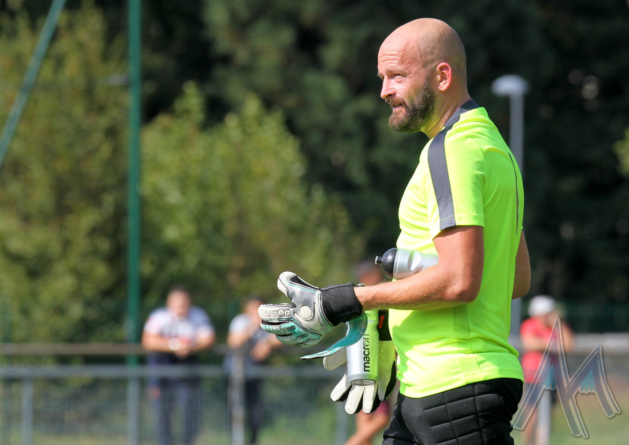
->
[[422, 92, 472, 140]]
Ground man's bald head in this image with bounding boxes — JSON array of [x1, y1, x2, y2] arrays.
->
[[378, 19, 470, 135], [381, 19, 467, 82]]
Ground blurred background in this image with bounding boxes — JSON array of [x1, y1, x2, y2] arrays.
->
[[0, 0, 629, 444]]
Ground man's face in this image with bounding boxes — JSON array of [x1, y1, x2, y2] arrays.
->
[[378, 43, 436, 133], [245, 300, 262, 321], [359, 268, 382, 286], [167, 291, 191, 318]]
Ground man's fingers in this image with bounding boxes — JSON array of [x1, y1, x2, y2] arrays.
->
[[277, 273, 290, 297], [258, 304, 293, 323], [330, 374, 352, 402], [274, 335, 301, 346], [361, 384, 378, 413], [345, 385, 365, 414], [260, 321, 295, 336], [323, 349, 347, 371]]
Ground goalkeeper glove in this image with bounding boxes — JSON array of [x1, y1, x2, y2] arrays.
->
[[324, 309, 397, 414], [259, 271, 364, 347]]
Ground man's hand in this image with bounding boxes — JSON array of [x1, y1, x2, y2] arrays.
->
[[251, 340, 273, 361], [259, 272, 363, 347], [325, 310, 397, 414], [174, 341, 193, 358]]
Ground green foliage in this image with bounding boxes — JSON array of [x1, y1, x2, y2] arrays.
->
[[0, 3, 128, 342], [202, 0, 548, 255], [1, 0, 629, 343], [0, 4, 363, 341], [615, 129, 629, 178], [141, 83, 364, 319], [201, 0, 629, 303]]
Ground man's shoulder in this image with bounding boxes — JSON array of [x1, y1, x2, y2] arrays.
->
[[144, 307, 171, 332], [448, 107, 501, 144], [231, 313, 249, 323], [521, 317, 542, 333], [229, 313, 250, 331], [189, 306, 210, 321], [147, 307, 169, 320]]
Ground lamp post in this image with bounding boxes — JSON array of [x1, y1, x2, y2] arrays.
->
[[491, 74, 529, 339]]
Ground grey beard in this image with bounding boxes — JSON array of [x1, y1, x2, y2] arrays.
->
[[388, 83, 436, 133]]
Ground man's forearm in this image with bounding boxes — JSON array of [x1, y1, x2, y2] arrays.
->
[[355, 264, 475, 311], [142, 334, 173, 353], [355, 225, 484, 311], [345, 413, 390, 445], [192, 335, 214, 352]]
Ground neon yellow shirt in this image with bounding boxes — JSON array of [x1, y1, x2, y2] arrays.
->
[[392, 100, 524, 398]]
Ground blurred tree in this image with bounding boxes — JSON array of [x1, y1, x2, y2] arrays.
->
[[0, 4, 363, 341], [524, 0, 629, 303], [141, 83, 364, 331], [0, 3, 128, 342], [202, 0, 547, 255], [0, 0, 218, 122], [202, 0, 629, 304], [2, 0, 629, 317], [613, 129, 629, 294]]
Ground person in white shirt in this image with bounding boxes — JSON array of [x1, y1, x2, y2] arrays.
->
[[142, 285, 215, 445]]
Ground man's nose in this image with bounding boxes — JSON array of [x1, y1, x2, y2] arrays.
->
[[381, 79, 395, 100]]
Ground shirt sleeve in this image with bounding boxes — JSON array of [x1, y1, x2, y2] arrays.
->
[[425, 129, 486, 239], [520, 318, 538, 338], [191, 307, 215, 338], [143, 309, 166, 335], [229, 314, 250, 334]]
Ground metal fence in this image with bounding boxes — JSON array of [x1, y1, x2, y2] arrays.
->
[[1, 336, 629, 445], [0, 363, 347, 445]]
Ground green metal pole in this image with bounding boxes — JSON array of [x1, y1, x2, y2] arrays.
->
[[127, 0, 142, 364], [127, 2, 142, 443], [0, 0, 67, 170]]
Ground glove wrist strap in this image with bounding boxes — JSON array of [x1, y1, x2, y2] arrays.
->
[[321, 283, 363, 326], [377, 309, 392, 341]]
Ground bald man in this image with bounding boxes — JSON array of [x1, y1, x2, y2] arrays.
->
[[261, 19, 530, 445]]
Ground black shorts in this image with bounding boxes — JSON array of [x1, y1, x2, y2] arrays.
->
[[383, 378, 523, 445]]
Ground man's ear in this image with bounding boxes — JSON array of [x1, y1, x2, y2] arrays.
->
[[435, 62, 453, 92]]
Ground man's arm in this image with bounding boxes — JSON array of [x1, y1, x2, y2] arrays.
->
[[142, 331, 215, 355], [355, 226, 484, 311], [228, 322, 259, 349], [345, 411, 391, 445], [142, 331, 173, 353], [512, 231, 531, 299], [191, 332, 215, 352]]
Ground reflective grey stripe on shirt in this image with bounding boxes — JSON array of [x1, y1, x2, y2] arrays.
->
[[428, 100, 479, 231]]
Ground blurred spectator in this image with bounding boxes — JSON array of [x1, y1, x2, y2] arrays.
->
[[142, 285, 215, 445], [345, 260, 392, 445], [225, 297, 281, 445], [520, 295, 574, 445]]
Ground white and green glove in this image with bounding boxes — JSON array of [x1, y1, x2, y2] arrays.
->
[[259, 271, 365, 347], [324, 310, 397, 414]]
